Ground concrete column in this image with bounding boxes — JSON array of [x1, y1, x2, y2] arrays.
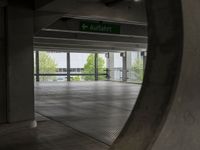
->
[[0, 7, 7, 123], [35, 51, 40, 82], [126, 51, 132, 81], [67, 52, 70, 81], [142, 51, 147, 71], [109, 52, 114, 80], [126, 51, 132, 70], [122, 52, 127, 82], [105, 53, 110, 80], [94, 53, 98, 81], [6, 2, 35, 123]]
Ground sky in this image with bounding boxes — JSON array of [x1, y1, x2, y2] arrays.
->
[[48, 52, 107, 68]]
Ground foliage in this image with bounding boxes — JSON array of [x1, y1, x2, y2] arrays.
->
[[132, 58, 144, 82], [39, 52, 58, 81], [83, 54, 106, 81], [71, 76, 81, 81]]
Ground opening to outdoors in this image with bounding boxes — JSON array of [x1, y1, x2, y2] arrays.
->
[[34, 51, 145, 83], [33, 2, 147, 147], [34, 49, 146, 145]]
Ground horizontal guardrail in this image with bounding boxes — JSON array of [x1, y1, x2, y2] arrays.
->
[[34, 73, 108, 76]]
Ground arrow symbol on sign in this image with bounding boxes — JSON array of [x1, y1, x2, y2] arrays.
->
[[81, 24, 88, 30]]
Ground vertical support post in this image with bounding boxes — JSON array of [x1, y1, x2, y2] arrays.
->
[[36, 51, 40, 82], [109, 52, 115, 80], [67, 52, 70, 81], [126, 51, 132, 81], [143, 51, 147, 71], [95, 53, 98, 81], [105, 53, 110, 80], [122, 52, 127, 82], [141, 51, 147, 74], [6, 2, 34, 122], [0, 7, 7, 123]]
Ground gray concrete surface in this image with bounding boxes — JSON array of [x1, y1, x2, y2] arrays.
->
[[0, 7, 6, 123], [0, 114, 109, 150], [6, 2, 34, 123], [35, 81, 141, 145], [0, 81, 140, 150], [111, 0, 200, 150], [1, 0, 200, 150]]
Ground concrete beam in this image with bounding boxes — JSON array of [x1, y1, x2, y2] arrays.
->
[[34, 46, 137, 53], [35, 30, 147, 44], [34, 37, 147, 50], [34, 10, 65, 34], [34, 42, 147, 51], [34, 0, 146, 34], [37, 0, 146, 25], [34, 46, 113, 53], [46, 18, 147, 37], [34, 43, 134, 51]]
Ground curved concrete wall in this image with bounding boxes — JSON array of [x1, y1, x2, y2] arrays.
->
[[34, 0, 200, 149], [1, 0, 198, 149], [110, 0, 200, 149]]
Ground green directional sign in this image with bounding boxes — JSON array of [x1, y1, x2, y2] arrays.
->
[[80, 21, 120, 34]]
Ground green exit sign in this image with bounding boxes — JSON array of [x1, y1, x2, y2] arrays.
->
[[80, 21, 120, 34]]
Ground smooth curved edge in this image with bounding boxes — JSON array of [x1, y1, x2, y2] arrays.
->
[[110, 0, 183, 149]]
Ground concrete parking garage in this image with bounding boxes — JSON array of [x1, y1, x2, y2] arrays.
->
[[1, 0, 200, 150]]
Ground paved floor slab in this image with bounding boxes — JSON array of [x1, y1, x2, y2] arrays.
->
[[0, 118, 109, 150], [35, 81, 141, 145]]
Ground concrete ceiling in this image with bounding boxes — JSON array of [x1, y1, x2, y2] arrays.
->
[[34, 0, 147, 52], [34, 17, 147, 52], [35, 0, 146, 26]]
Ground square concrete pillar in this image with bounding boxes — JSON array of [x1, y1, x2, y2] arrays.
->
[[6, 3, 34, 123], [0, 7, 7, 123], [108, 52, 115, 80], [122, 52, 127, 82]]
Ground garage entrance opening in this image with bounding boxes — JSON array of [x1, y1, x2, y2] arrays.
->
[[33, 2, 147, 148], [34, 49, 146, 146], [34, 50, 146, 83]]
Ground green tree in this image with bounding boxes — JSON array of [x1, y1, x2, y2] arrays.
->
[[39, 52, 58, 81], [83, 54, 106, 81], [132, 58, 144, 82]]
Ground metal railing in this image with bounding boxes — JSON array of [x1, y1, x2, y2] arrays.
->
[[108, 68, 143, 83], [34, 68, 109, 82], [34, 68, 144, 83]]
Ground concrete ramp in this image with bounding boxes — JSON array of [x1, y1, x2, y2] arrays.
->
[[110, 0, 200, 150]]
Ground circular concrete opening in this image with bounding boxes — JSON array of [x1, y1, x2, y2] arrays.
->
[[34, 1, 148, 147], [34, 0, 200, 149], [110, 0, 183, 149]]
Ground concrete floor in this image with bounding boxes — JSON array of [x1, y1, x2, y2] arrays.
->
[[0, 116, 109, 150], [0, 81, 140, 150], [35, 82, 141, 145]]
